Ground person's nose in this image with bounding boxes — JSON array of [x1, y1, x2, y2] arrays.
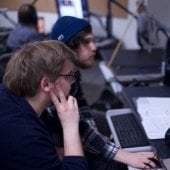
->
[[90, 41, 97, 52]]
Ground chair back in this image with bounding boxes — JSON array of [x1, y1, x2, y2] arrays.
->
[[0, 52, 12, 82]]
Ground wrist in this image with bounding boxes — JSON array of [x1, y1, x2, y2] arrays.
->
[[114, 149, 131, 165], [62, 123, 79, 132], [63, 127, 83, 156]]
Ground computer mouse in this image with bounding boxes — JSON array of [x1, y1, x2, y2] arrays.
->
[[165, 128, 170, 146]]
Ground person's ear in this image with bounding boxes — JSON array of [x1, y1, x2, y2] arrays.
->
[[40, 77, 53, 92]]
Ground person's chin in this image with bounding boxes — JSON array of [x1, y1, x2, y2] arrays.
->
[[76, 59, 94, 69], [82, 63, 94, 69], [89, 59, 95, 67]]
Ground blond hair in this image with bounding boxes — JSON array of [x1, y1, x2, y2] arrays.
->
[[3, 40, 77, 96]]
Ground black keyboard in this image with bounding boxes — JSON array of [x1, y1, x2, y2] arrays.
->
[[111, 113, 149, 148]]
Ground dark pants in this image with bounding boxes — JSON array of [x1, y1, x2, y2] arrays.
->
[[85, 152, 128, 170]]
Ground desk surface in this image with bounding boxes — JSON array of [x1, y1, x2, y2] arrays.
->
[[122, 86, 170, 160], [100, 48, 164, 67], [99, 49, 165, 83], [123, 86, 170, 106]]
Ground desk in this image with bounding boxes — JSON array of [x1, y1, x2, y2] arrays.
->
[[99, 49, 164, 84], [122, 86, 170, 160], [123, 86, 170, 108]]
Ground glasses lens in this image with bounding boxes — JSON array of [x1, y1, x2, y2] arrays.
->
[[59, 71, 80, 82]]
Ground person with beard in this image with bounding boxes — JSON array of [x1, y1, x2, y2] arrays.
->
[[42, 16, 157, 170]]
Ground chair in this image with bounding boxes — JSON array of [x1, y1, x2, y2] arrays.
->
[[0, 52, 12, 82]]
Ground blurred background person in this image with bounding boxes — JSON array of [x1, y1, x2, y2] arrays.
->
[[136, 0, 150, 50], [6, 3, 42, 52]]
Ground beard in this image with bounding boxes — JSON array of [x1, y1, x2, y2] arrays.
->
[[76, 58, 95, 69]]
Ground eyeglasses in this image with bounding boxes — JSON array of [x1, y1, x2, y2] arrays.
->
[[59, 71, 79, 83], [81, 37, 94, 45]]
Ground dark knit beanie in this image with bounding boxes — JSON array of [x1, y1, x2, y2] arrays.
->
[[51, 16, 91, 43]]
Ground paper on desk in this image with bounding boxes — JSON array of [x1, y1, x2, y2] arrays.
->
[[136, 97, 170, 139]]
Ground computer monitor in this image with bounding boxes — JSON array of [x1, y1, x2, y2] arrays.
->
[[55, 0, 89, 19]]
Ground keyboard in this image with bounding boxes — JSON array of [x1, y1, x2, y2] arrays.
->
[[111, 113, 149, 148]]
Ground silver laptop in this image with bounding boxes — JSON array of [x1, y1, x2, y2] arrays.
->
[[106, 108, 152, 152]]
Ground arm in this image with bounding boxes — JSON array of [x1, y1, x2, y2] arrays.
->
[[50, 86, 88, 170], [114, 148, 157, 169], [62, 100, 83, 157], [76, 81, 157, 169], [73, 76, 119, 159], [79, 102, 119, 159], [79, 97, 157, 169], [50, 86, 84, 157]]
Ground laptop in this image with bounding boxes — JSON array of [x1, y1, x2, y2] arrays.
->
[[106, 108, 152, 152]]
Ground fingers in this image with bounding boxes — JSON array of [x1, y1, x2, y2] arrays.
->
[[130, 151, 160, 169], [144, 161, 155, 169], [49, 89, 60, 105], [68, 96, 78, 107], [143, 153, 160, 169], [56, 86, 66, 103], [50, 86, 66, 105]]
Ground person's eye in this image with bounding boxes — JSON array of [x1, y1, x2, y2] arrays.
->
[[83, 39, 89, 44], [82, 39, 93, 44]]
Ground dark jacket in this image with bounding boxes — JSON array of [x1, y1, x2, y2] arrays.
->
[[0, 83, 87, 170]]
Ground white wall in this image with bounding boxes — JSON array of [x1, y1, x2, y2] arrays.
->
[[0, 0, 169, 49]]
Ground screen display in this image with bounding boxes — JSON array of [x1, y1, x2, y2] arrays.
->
[[56, 0, 89, 19]]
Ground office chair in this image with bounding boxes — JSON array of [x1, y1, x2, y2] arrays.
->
[[0, 52, 12, 82]]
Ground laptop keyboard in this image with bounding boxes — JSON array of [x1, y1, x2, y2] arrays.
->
[[111, 113, 149, 148]]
